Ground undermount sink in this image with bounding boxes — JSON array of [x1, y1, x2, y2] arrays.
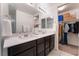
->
[[17, 31, 46, 39], [24, 34, 28, 37], [18, 34, 36, 39], [33, 31, 46, 35]]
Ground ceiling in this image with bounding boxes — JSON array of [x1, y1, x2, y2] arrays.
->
[[58, 3, 79, 13], [16, 3, 64, 15], [16, 3, 39, 15], [9, 3, 65, 15], [48, 3, 65, 7]]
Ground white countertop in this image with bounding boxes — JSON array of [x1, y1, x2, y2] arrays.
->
[[4, 31, 55, 48]]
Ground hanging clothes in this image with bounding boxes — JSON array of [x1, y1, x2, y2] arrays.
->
[[64, 24, 69, 44], [71, 24, 74, 32], [74, 22, 79, 33], [60, 23, 69, 44], [64, 24, 69, 33]]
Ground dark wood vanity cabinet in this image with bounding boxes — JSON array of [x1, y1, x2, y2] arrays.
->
[[36, 38, 45, 56], [44, 35, 55, 55], [8, 34, 55, 56], [44, 36, 50, 56], [17, 47, 36, 56], [45, 48, 49, 56], [49, 35, 55, 51], [37, 51, 44, 56], [45, 37, 50, 49], [8, 40, 36, 56]]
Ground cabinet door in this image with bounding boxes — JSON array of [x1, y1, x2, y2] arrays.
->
[[44, 36, 50, 49], [45, 48, 49, 56], [37, 51, 44, 56], [36, 43, 44, 55], [17, 47, 36, 56], [49, 36, 54, 51], [45, 41, 49, 49], [8, 40, 36, 56]]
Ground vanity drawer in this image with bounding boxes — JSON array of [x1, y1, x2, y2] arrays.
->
[[16, 47, 36, 56], [50, 35, 55, 39], [8, 40, 36, 56], [45, 35, 54, 41]]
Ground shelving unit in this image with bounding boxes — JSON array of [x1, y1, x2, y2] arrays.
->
[[62, 19, 79, 23]]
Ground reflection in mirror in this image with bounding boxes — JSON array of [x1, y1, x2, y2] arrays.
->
[[8, 4, 16, 33], [47, 17, 53, 28], [41, 18, 45, 28], [41, 17, 53, 28]]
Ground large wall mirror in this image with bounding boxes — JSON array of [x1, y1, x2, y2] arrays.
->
[[8, 4, 16, 33], [8, 3, 39, 34]]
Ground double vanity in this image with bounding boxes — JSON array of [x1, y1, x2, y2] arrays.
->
[[3, 31, 55, 56], [0, 3, 57, 56]]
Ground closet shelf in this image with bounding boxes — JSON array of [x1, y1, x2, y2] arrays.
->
[[63, 19, 79, 23]]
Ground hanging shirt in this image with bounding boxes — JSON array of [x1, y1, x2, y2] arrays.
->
[[64, 24, 69, 33], [71, 24, 74, 32]]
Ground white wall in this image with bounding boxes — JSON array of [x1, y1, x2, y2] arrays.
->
[[0, 3, 1, 56], [16, 10, 34, 33], [68, 33, 79, 47], [0, 17, 2, 56], [69, 8, 79, 19], [50, 6, 58, 50], [0, 3, 9, 56], [0, 3, 9, 16], [0, 3, 1, 16]]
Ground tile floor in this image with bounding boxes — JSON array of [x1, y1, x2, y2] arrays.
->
[[48, 49, 73, 56], [59, 44, 79, 56]]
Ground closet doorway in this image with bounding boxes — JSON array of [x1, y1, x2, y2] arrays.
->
[[58, 3, 79, 56]]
